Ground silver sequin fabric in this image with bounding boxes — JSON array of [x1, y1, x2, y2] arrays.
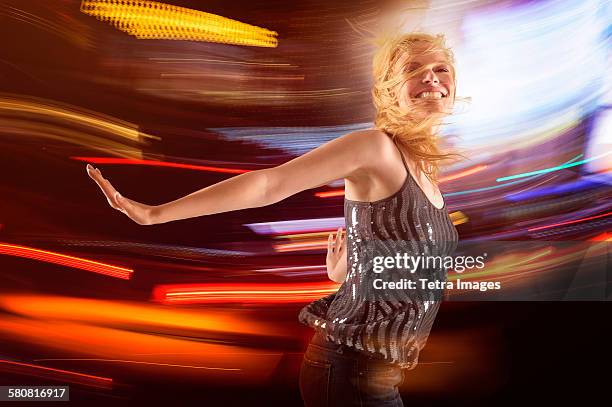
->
[[298, 138, 459, 369]]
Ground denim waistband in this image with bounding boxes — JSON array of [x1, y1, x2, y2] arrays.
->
[[310, 330, 392, 365]]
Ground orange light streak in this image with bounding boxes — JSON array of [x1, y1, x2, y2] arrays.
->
[[275, 231, 341, 240], [0, 295, 280, 337], [0, 359, 113, 389], [273, 239, 329, 252], [255, 265, 326, 272], [0, 315, 282, 384], [527, 211, 611, 232], [71, 156, 249, 174], [315, 190, 346, 198], [34, 358, 239, 371], [153, 281, 340, 304], [589, 232, 612, 241], [0, 242, 133, 280], [438, 165, 488, 182], [80, 0, 278, 47]]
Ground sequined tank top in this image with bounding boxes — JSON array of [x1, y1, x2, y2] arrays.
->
[[298, 137, 459, 369]]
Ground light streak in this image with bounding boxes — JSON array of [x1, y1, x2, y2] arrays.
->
[[153, 281, 340, 304], [80, 0, 278, 47], [34, 358, 240, 371], [0, 295, 276, 336], [438, 165, 488, 182], [527, 211, 611, 232], [315, 190, 346, 198], [273, 239, 330, 252], [496, 152, 610, 182], [71, 156, 249, 174], [0, 359, 113, 389], [0, 242, 133, 280]]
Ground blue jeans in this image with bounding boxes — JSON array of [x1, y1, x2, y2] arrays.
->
[[299, 331, 405, 407]]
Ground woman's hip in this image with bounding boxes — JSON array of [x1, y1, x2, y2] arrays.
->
[[299, 332, 405, 407]]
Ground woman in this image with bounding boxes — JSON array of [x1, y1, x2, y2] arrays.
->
[[86, 32, 461, 407]]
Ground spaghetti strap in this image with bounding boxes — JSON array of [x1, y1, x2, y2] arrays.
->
[[391, 137, 410, 172], [390, 136, 447, 211]]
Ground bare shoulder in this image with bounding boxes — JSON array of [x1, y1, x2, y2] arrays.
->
[[339, 128, 393, 155], [345, 128, 398, 162], [343, 127, 387, 141], [337, 128, 398, 182], [340, 128, 405, 199]]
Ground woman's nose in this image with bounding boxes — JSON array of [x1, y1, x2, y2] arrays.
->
[[421, 70, 439, 84]]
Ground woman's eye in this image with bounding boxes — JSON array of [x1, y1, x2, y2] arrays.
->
[[436, 67, 449, 72]]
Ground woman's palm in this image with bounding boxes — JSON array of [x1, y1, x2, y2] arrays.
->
[[86, 164, 154, 225]]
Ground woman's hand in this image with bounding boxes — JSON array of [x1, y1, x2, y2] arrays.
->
[[86, 164, 155, 225], [326, 227, 346, 278]]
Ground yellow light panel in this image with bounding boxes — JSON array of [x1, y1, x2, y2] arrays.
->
[[80, 0, 278, 47]]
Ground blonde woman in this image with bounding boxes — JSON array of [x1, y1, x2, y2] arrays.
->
[[87, 32, 461, 407]]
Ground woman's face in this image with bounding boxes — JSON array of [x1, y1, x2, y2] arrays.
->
[[394, 43, 455, 117]]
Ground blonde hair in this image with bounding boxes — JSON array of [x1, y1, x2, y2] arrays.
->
[[371, 31, 466, 184]]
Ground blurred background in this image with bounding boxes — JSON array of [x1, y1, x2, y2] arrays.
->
[[0, 0, 610, 405]]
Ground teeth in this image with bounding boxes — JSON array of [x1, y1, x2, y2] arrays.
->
[[416, 91, 445, 99]]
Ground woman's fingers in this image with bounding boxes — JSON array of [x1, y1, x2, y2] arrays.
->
[[337, 227, 345, 245], [327, 227, 345, 255], [335, 227, 342, 252], [86, 164, 121, 210], [338, 229, 346, 252], [86, 164, 152, 225]]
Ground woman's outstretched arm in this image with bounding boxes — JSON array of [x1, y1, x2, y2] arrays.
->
[[150, 168, 268, 224], [86, 129, 384, 225]]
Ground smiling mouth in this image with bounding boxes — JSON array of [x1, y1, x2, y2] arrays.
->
[[413, 91, 448, 99]]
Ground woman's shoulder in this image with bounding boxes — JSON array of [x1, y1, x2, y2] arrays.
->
[[345, 127, 387, 138], [341, 127, 395, 152], [338, 128, 400, 180], [349, 128, 399, 157]]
